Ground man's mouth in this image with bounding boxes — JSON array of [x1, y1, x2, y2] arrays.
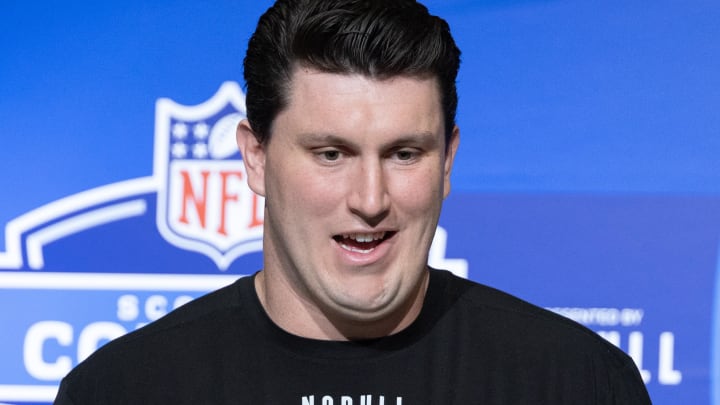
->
[[333, 232, 395, 253]]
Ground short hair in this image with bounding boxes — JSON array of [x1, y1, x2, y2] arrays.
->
[[243, 0, 461, 145]]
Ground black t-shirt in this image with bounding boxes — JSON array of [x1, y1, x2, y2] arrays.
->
[[55, 269, 651, 404]]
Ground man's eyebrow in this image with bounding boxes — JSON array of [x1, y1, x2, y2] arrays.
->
[[297, 133, 352, 145], [386, 132, 441, 147], [297, 132, 441, 148]]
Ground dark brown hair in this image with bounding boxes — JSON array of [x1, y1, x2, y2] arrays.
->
[[243, 0, 461, 144]]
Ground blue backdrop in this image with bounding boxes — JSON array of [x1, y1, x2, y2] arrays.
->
[[2, 1, 719, 404]]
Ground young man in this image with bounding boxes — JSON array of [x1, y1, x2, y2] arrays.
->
[[55, 1, 651, 403]]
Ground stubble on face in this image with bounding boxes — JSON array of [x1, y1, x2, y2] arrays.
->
[[240, 67, 459, 340]]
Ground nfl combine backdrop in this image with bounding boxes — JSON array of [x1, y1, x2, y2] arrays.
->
[[2, 1, 720, 404]]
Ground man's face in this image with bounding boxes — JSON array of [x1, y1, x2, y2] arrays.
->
[[240, 67, 459, 335]]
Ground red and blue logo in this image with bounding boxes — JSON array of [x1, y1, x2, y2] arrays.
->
[[154, 82, 264, 270]]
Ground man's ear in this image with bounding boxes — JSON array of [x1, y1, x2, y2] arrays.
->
[[236, 119, 266, 197], [443, 125, 460, 199]]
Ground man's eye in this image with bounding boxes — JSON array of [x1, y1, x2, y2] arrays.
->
[[319, 150, 341, 161], [395, 149, 417, 161]]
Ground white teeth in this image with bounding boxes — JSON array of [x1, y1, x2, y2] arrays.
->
[[340, 245, 373, 254], [343, 232, 386, 242]]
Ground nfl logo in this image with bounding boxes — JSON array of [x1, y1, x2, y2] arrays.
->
[[154, 82, 264, 270]]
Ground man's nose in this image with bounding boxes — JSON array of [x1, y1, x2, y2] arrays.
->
[[347, 158, 390, 226]]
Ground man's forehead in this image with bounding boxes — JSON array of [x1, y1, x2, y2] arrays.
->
[[256, 68, 447, 146], [286, 65, 441, 95]]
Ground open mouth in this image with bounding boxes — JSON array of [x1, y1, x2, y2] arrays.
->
[[333, 231, 396, 253]]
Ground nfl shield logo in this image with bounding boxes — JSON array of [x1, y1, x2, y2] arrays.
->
[[154, 82, 264, 270]]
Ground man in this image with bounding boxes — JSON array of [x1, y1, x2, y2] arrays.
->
[[55, 1, 651, 403]]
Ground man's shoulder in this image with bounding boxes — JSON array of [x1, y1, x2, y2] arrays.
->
[[64, 275, 253, 376], [435, 269, 594, 329], [123, 275, 249, 339], [426, 270, 650, 403], [431, 269, 630, 361]]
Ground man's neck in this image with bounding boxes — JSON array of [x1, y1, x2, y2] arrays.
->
[[254, 269, 430, 341]]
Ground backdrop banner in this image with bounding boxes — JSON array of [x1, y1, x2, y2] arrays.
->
[[2, 1, 719, 404]]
